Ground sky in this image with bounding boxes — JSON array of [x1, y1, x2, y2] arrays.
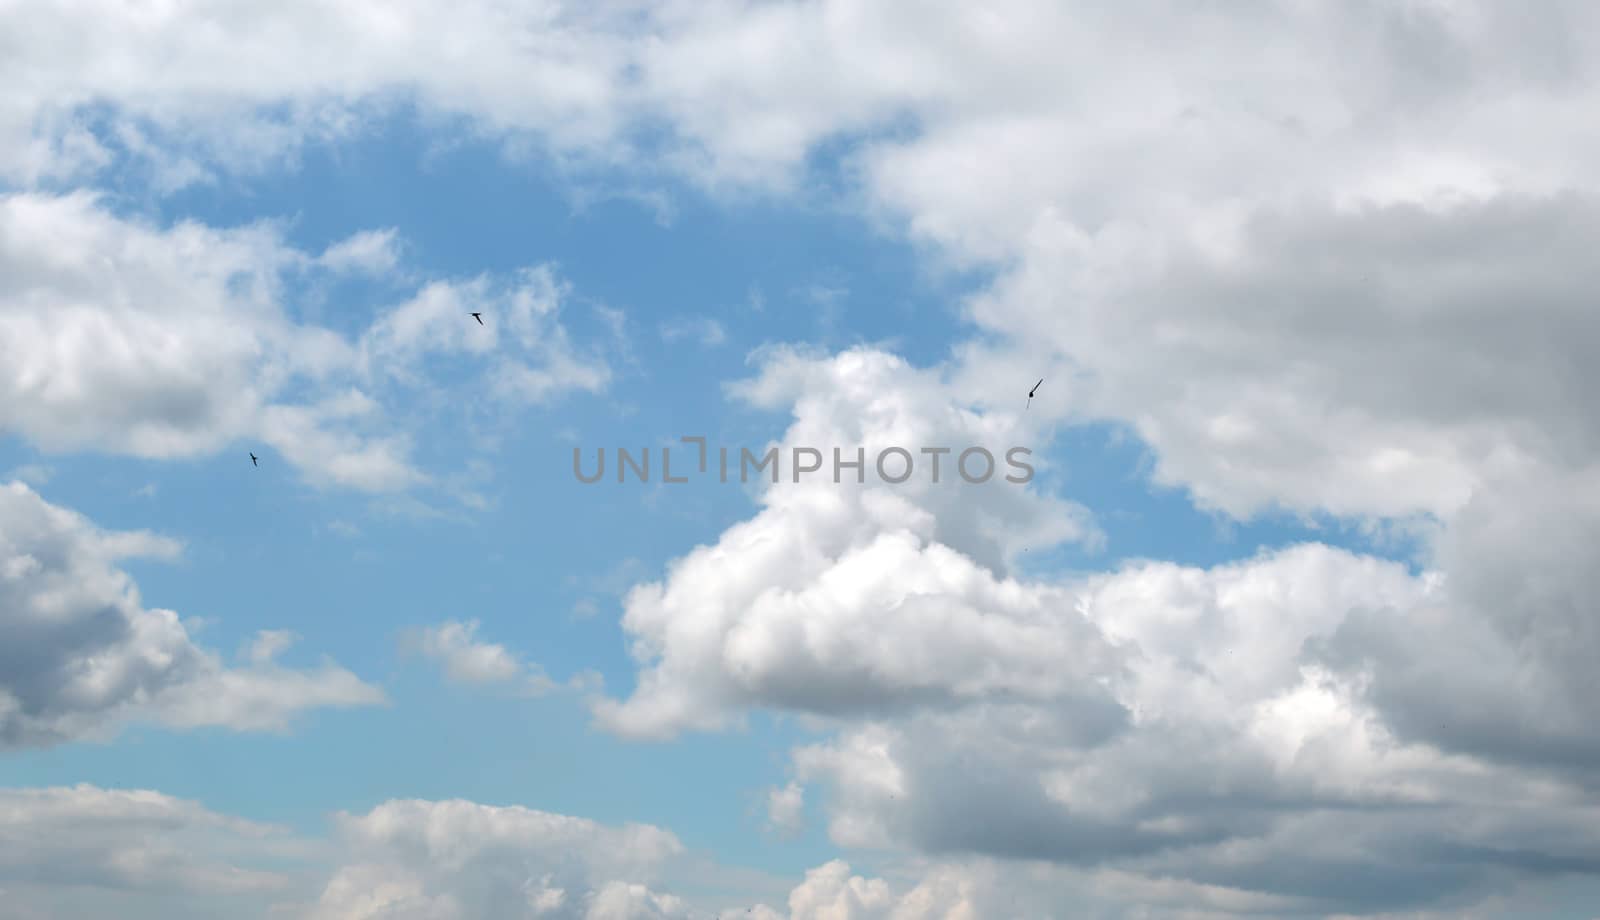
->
[[3, 2, 1600, 918]]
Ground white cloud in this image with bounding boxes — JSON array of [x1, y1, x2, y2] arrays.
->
[[0, 190, 313, 458], [306, 798, 693, 920], [0, 1, 648, 189], [0, 481, 384, 749], [0, 192, 613, 493], [754, 859, 1023, 920], [318, 229, 403, 277], [782, 861, 891, 919], [0, 784, 312, 920], [764, 783, 804, 838], [258, 395, 423, 493], [592, 347, 1103, 740], [241, 631, 299, 665], [358, 267, 609, 403], [0, 788, 708, 920], [400, 620, 556, 696]]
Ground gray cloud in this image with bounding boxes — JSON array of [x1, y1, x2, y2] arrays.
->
[[0, 481, 383, 749]]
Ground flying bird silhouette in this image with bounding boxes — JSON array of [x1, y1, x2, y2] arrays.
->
[[249, 452, 258, 467], [471, 312, 484, 325], [1026, 378, 1043, 410]]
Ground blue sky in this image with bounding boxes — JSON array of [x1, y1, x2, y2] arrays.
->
[[4, 4, 1599, 919]]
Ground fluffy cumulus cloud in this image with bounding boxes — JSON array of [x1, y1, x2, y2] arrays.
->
[[0, 481, 383, 749], [0, 192, 612, 492], [592, 346, 1103, 740], [584, 343, 1600, 915], [779, 548, 1600, 914]]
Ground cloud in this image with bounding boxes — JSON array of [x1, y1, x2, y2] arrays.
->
[[737, 859, 1046, 920], [0, 190, 316, 458], [764, 783, 804, 838], [318, 229, 403, 277], [305, 798, 693, 920], [949, 193, 1600, 522], [774, 543, 1600, 915], [7, 1, 1600, 210], [780, 861, 890, 919], [0, 481, 384, 749], [0, 784, 315, 920], [400, 620, 557, 697], [658, 316, 727, 348], [0, 192, 613, 493], [357, 266, 610, 408], [592, 347, 1103, 739], [0, 1, 649, 189], [258, 394, 423, 493], [240, 630, 300, 665]]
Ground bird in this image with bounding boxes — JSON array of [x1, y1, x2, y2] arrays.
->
[[249, 452, 258, 467], [471, 312, 484, 325], [1026, 377, 1043, 410]]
